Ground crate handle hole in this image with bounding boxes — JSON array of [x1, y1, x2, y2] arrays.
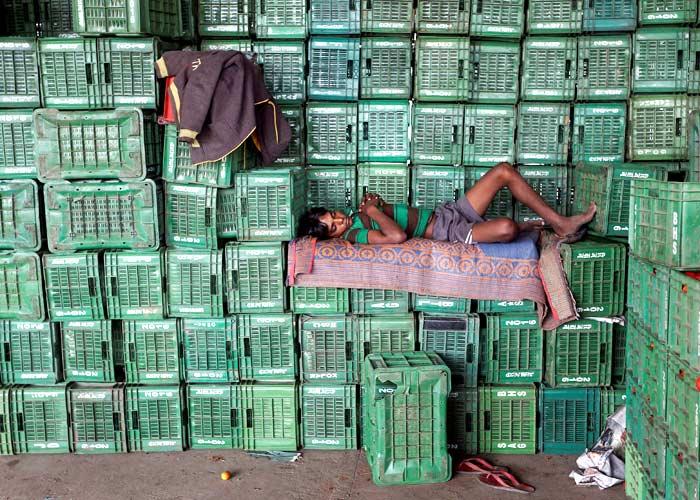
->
[[231, 408, 238, 427], [677, 50, 685, 71], [565, 59, 572, 79], [476, 0, 482, 14], [226, 340, 233, 359], [349, 0, 356, 11], [16, 413, 23, 432], [243, 337, 251, 357], [101, 341, 109, 360], [259, 0, 265, 14], [468, 126, 475, 144], [103, 63, 112, 84], [246, 408, 253, 428], [346, 60, 354, 79], [3, 342, 9, 362], [483, 411, 491, 431], [344, 409, 352, 428], [112, 412, 120, 431], [131, 411, 139, 429], [362, 122, 369, 141], [345, 341, 353, 361], [365, 58, 372, 76], [85, 64, 93, 85], [465, 413, 473, 432], [346, 125, 353, 143]]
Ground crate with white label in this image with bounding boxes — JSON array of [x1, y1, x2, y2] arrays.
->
[[0, 321, 61, 384], [225, 242, 286, 314], [122, 319, 182, 384], [300, 315, 360, 384], [68, 384, 127, 454], [125, 385, 186, 452], [300, 384, 358, 450], [478, 385, 537, 454], [62, 320, 122, 383], [482, 314, 544, 385], [236, 313, 297, 382], [186, 384, 242, 449]]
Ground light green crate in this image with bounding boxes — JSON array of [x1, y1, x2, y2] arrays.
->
[[225, 242, 286, 314]]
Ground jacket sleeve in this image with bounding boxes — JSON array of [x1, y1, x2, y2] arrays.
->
[[154, 51, 194, 78]]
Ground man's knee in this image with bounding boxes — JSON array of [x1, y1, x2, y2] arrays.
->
[[495, 219, 519, 242], [493, 162, 516, 182]]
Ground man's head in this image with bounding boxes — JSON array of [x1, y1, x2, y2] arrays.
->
[[298, 208, 352, 239]]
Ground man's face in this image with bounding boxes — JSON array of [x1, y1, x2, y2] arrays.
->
[[318, 210, 352, 238]]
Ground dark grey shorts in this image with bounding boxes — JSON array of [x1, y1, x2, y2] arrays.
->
[[431, 195, 485, 244]]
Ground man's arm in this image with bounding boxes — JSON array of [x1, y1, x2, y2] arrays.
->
[[360, 195, 406, 244]]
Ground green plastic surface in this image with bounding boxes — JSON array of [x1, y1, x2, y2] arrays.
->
[[0, 181, 40, 251], [122, 319, 182, 384], [515, 165, 570, 221], [572, 103, 626, 164], [104, 250, 166, 320], [68, 383, 127, 454], [483, 313, 543, 385], [125, 385, 185, 452], [411, 104, 464, 166], [182, 318, 238, 383], [308, 37, 360, 101], [527, 0, 583, 33], [165, 183, 217, 250], [310, 0, 360, 34], [521, 37, 577, 101], [538, 387, 600, 455], [0, 110, 36, 178], [300, 315, 360, 384], [469, 41, 520, 103], [447, 387, 478, 454], [478, 384, 537, 454], [291, 287, 350, 315], [356, 163, 409, 204], [0, 321, 60, 384], [350, 289, 410, 315], [419, 314, 480, 387], [577, 35, 632, 100], [410, 165, 466, 210], [358, 100, 410, 162], [463, 104, 516, 166], [225, 242, 286, 314], [415, 36, 470, 101], [253, 0, 307, 38], [633, 28, 690, 93], [256, 41, 306, 103], [165, 249, 225, 318], [412, 295, 471, 315], [360, 0, 413, 33], [186, 384, 242, 449], [470, 0, 524, 38], [516, 102, 570, 165], [301, 384, 357, 450], [582, 0, 636, 32], [0, 38, 40, 108], [10, 385, 69, 454], [416, 0, 470, 34], [275, 105, 305, 165], [239, 382, 299, 451], [477, 300, 535, 313], [639, 0, 697, 25], [305, 165, 357, 211], [62, 320, 121, 383], [72, 0, 182, 37], [43, 252, 104, 321], [306, 102, 358, 165], [236, 313, 297, 382], [360, 37, 413, 99], [198, 0, 250, 36], [669, 270, 700, 369]]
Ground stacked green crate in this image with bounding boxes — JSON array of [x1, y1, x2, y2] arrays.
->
[[104, 250, 166, 319], [225, 242, 286, 314], [538, 387, 600, 454], [310, 0, 360, 34], [470, 0, 525, 38], [256, 41, 307, 103], [360, 0, 413, 34], [165, 183, 218, 249], [527, 0, 583, 34], [122, 319, 182, 384], [516, 102, 570, 165], [478, 385, 537, 454], [62, 320, 122, 383], [572, 103, 627, 164], [515, 165, 571, 221], [0, 251, 45, 321], [254, 0, 307, 38], [411, 104, 464, 166], [182, 318, 238, 383], [0, 321, 61, 384], [305, 165, 356, 211], [418, 314, 479, 387], [447, 387, 478, 454], [198, 0, 250, 37], [350, 288, 410, 314], [239, 383, 299, 450], [67, 384, 127, 454], [463, 104, 517, 166], [0, 38, 40, 108], [577, 35, 632, 101], [415, 36, 470, 102], [236, 314, 297, 382], [308, 38, 360, 101], [300, 315, 360, 384], [165, 249, 225, 318], [412, 295, 471, 315], [43, 252, 105, 321], [292, 287, 350, 315], [356, 163, 409, 204], [416, 0, 470, 34], [639, 0, 697, 25], [360, 37, 412, 99], [126, 385, 185, 452], [633, 28, 690, 94], [306, 102, 358, 165], [482, 313, 544, 384], [72, 0, 182, 37], [521, 37, 577, 101], [0, 110, 36, 178], [410, 165, 466, 210], [469, 41, 520, 103], [276, 105, 305, 165], [358, 100, 410, 162], [300, 384, 357, 450], [10, 385, 70, 453], [582, 0, 636, 32], [186, 383, 242, 449]]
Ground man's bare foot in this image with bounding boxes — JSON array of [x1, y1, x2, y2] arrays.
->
[[518, 220, 546, 233], [551, 202, 597, 238]]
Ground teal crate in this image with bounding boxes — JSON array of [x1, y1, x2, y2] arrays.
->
[[625, 379, 644, 446], [216, 187, 237, 239], [478, 384, 537, 454], [122, 319, 182, 384], [236, 313, 297, 382], [186, 383, 242, 449], [62, 320, 121, 383], [0, 110, 36, 178], [611, 323, 626, 386], [626, 443, 647, 500], [300, 314, 359, 384], [413, 295, 471, 315], [301, 384, 357, 450], [639, 323, 667, 420], [411, 104, 464, 166], [233, 167, 306, 241], [10, 385, 69, 454], [538, 387, 600, 455], [182, 318, 238, 383], [419, 313, 480, 387], [527, 0, 583, 33], [253, 0, 307, 38], [0, 180, 41, 251], [483, 313, 544, 384], [666, 437, 699, 500], [291, 287, 350, 315], [165, 249, 225, 318], [515, 166, 570, 221], [200, 39, 254, 52], [639, 413, 668, 496], [274, 105, 305, 165], [0, 321, 60, 384], [666, 354, 700, 459], [360, 37, 412, 99], [44, 180, 161, 252], [516, 102, 571, 165], [639, 0, 697, 25], [125, 385, 185, 452], [625, 316, 644, 387], [669, 270, 700, 368], [351, 289, 410, 315], [629, 180, 700, 269], [306, 102, 358, 165], [477, 299, 535, 313], [3, 0, 36, 36], [165, 183, 217, 250], [469, 41, 520, 103], [447, 387, 478, 454], [416, 0, 470, 34], [305, 165, 357, 211], [358, 100, 410, 162], [198, 0, 250, 36], [310, 0, 360, 34], [415, 36, 470, 102], [225, 242, 286, 314], [470, 0, 524, 38], [308, 37, 360, 101], [72, 0, 182, 37], [68, 384, 127, 454], [0, 387, 11, 454], [521, 37, 577, 101], [363, 352, 451, 486], [0, 38, 40, 108], [465, 167, 513, 219], [600, 386, 626, 430], [256, 41, 306, 103], [180, 0, 195, 40], [356, 163, 409, 204], [572, 103, 626, 164], [545, 319, 613, 387], [104, 250, 166, 320], [43, 252, 104, 321], [360, 0, 413, 33], [582, 0, 637, 31], [239, 382, 299, 451], [410, 165, 466, 210], [577, 35, 632, 101], [357, 314, 416, 359], [633, 28, 690, 93], [691, 30, 700, 95], [463, 104, 516, 166]]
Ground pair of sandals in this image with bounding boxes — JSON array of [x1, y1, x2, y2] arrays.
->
[[456, 457, 536, 494]]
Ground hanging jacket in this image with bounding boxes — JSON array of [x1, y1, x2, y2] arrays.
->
[[155, 50, 291, 165]]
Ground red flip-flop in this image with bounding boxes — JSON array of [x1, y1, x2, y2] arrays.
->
[[456, 457, 509, 476], [478, 471, 536, 494]]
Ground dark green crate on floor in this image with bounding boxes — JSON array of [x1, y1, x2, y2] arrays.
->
[[412, 295, 471, 315], [516, 103, 570, 165], [582, 0, 636, 31], [545, 319, 613, 388], [410, 165, 466, 210], [633, 28, 690, 93], [611, 323, 626, 386], [357, 314, 416, 359], [416, 0, 470, 34], [639, 0, 697, 25], [165, 249, 225, 318], [225, 242, 286, 314], [310, 0, 360, 34], [216, 188, 237, 239], [351, 289, 410, 315], [62, 320, 122, 383], [515, 166, 570, 221], [465, 167, 513, 219], [415, 36, 470, 102], [0, 321, 60, 384], [72, 0, 182, 37], [468, 41, 520, 103], [0, 181, 41, 251], [186, 384, 242, 449], [600, 387, 625, 431], [236, 314, 297, 382], [477, 300, 535, 313], [308, 37, 360, 101], [165, 183, 217, 250], [104, 250, 166, 320], [639, 413, 667, 496], [305, 165, 356, 211], [521, 37, 577, 101], [526, 0, 583, 33], [358, 100, 410, 162], [254, 0, 307, 38], [483, 313, 544, 384], [626, 443, 646, 500], [255, 41, 306, 103], [470, 0, 524, 38], [360, 0, 413, 33], [68, 384, 127, 454], [43, 252, 104, 321], [239, 383, 299, 451], [447, 387, 478, 454], [666, 354, 700, 459], [0, 110, 36, 178], [198, 0, 250, 36], [182, 318, 238, 383], [300, 315, 359, 384], [0, 38, 40, 108], [275, 105, 305, 165], [478, 384, 537, 454], [669, 270, 700, 368], [0, 387, 11, 454], [572, 103, 626, 164], [301, 384, 357, 450], [291, 287, 350, 315], [463, 105, 516, 166], [356, 163, 409, 204], [577, 35, 632, 101], [411, 104, 464, 166], [125, 385, 185, 452], [122, 319, 182, 384], [360, 37, 412, 100], [10, 385, 69, 454], [538, 387, 600, 455], [419, 314, 479, 387], [306, 102, 358, 165]]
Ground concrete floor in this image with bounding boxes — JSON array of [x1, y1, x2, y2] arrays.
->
[[0, 451, 626, 500]]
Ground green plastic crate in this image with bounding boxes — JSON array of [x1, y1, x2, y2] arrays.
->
[[358, 100, 410, 162], [577, 35, 632, 100], [669, 270, 700, 368], [416, 0, 470, 34], [104, 250, 166, 320], [477, 299, 535, 313], [308, 37, 360, 101], [572, 103, 626, 164], [300, 314, 359, 384], [470, 0, 524, 38], [236, 313, 297, 382], [363, 352, 452, 486], [306, 102, 358, 165], [412, 295, 471, 315], [0, 387, 11, 454], [275, 105, 305, 165], [690, 30, 700, 95], [515, 166, 570, 221], [301, 384, 357, 450], [411, 104, 464, 166], [43, 252, 104, 321], [410, 165, 466, 210], [165, 183, 217, 250], [415, 36, 470, 102], [446, 387, 478, 454], [666, 354, 700, 459], [3, 0, 36, 36], [256, 41, 306, 103], [640, 325, 667, 420], [463, 104, 516, 166], [625, 378, 644, 446], [639, 413, 668, 496], [0, 38, 40, 108], [360, 0, 413, 33], [291, 287, 350, 315], [419, 314, 480, 387], [351, 289, 410, 315], [0, 181, 41, 251], [0, 321, 60, 384], [545, 319, 613, 387], [465, 167, 513, 218], [253, 0, 307, 38], [198, 0, 250, 36], [521, 37, 577, 101], [216, 187, 237, 239], [0, 110, 36, 178], [600, 386, 626, 431], [538, 387, 600, 455], [633, 28, 690, 93], [62, 320, 121, 383], [72, 0, 182, 37], [478, 384, 537, 454], [360, 37, 412, 99], [305, 165, 357, 211], [626, 443, 647, 500], [310, 0, 360, 34], [180, 0, 195, 40], [625, 316, 644, 388], [225, 242, 286, 314], [527, 0, 583, 33], [629, 180, 700, 269], [10, 385, 69, 454], [200, 38, 254, 52], [469, 41, 520, 103], [665, 437, 699, 500], [611, 323, 626, 386], [122, 319, 182, 384], [483, 313, 544, 385], [356, 163, 409, 204], [44, 180, 161, 252], [239, 382, 299, 451], [357, 314, 416, 360], [639, 0, 697, 25], [582, 0, 637, 31], [165, 249, 225, 318], [67, 383, 127, 454], [125, 385, 185, 452], [516, 102, 571, 165], [186, 383, 242, 449], [182, 318, 238, 383], [233, 167, 306, 241]]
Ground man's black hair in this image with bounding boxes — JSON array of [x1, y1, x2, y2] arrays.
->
[[297, 207, 331, 239]]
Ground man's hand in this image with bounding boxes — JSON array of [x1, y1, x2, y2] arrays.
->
[[360, 193, 384, 213]]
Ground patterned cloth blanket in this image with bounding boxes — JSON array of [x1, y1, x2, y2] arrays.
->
[[288, 231, 578, 330]]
